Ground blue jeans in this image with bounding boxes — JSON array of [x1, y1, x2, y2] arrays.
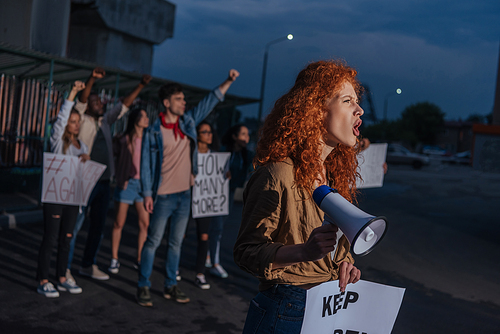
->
[[242, 285, 306, 334], [138, 189, 191, 289], [67, 180, 110, 268]]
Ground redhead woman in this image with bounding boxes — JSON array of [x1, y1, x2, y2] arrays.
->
[[234, 60, 363, 333], [36, 81, 89, 297]]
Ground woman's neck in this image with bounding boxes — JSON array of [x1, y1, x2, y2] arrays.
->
[[198, 142, 209, 153], [134, 125, 143, 138]]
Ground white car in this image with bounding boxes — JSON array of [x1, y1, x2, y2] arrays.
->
[[386, 144, 430, 169]]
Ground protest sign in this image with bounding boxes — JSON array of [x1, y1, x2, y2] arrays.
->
[[192, 152, 231, 218], [301, 279, 405, 334], [41, 153, 106, 206], [356, 143, 388, 189]]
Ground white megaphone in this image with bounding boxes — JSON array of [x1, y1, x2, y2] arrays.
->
[[313, 185, 387, 256]]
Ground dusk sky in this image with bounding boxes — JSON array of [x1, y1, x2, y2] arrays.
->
[[152, 0, 500, 123]]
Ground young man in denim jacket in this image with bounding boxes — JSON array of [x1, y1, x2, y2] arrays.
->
[[137, 69, 239, 306]]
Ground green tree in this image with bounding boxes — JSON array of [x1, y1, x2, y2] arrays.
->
[[399, 102, 445, 146]]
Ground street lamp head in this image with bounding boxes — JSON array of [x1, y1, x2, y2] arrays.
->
[[287, 34, 294, 40], [396, 88, 402, 94]]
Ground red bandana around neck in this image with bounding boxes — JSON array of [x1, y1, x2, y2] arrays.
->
[[159, 112, 185, 140]]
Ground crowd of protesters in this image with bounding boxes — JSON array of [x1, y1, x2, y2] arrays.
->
[[36, 61, 366, 331], [36, 67, 245, 306]]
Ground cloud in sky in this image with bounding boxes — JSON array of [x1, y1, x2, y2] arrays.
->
[[153, 0, 500, 121]]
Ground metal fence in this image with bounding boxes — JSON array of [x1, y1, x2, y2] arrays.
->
[[0, 74, 165, 168], [0, 74, 63, 167]]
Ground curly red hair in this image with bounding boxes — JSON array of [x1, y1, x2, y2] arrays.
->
[[255, 60, 362, 202]]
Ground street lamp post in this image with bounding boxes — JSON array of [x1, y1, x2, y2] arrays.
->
[[383, 88, 402, 121], [257, 34, 293, 125]]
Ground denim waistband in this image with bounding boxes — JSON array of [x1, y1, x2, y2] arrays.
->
[[262, 284, 307, 303]]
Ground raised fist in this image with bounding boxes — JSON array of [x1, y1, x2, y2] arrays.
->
[[92, 67, 106, 79]]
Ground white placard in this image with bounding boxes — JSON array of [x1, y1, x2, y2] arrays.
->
[[301, 279, 405, 334], [41, 153, 106, 206], [356, 143, 388, 189], [192, 152, 231, 218]]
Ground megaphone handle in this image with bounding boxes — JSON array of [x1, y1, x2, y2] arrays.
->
[[322, 214, 344, 261]]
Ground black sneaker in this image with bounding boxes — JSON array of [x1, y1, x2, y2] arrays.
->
[[164, 285, 190, 303], [136, 287, 153, 307], [195, 274, 210, 290]]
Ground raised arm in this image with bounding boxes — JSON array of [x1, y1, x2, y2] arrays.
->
[[50, 81, 85, 153], [79, 67, 106, 103], [122, 74, 152, 108], [67, 81, 85, 102], [218, 69, 239, 96]]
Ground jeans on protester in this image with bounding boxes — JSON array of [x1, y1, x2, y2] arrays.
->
[[67, 180, 110, 269], [138, 189, 191, 289], [242, 284, 306, 334], [208, 189, 235, 265], [37, 203, 79, 281]]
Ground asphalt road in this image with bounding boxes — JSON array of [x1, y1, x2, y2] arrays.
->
[[0, 161, 499, 333]]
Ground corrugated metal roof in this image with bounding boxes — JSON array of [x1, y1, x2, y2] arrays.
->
[[0, 42, 258, 108]]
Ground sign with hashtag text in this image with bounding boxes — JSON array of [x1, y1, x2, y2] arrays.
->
[[41, 153, 106, 206]]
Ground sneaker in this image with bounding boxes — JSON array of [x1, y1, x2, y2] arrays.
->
[[164, 285, 190, 303], [79, 264, 110, 280], [37, 282, 59, 298], [108, 259, 120, 274], [66, 269, 76, 283], [57, 280, 83, 294], [210, 265, 228, 278], [195, 274, 210, 290], [176, 270, 181, 282], [136, 287, 153, 307]]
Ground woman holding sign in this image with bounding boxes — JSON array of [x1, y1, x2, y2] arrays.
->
[[36, 81, 89, 297], [109, 107, 150, 274], [191, 120, 217, 289], [234, 60, 362, 333]]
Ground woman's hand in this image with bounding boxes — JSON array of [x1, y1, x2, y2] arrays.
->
[[302, 224, 339, 262], [79, 154, 90, 162], [338, 261, 361, 292]]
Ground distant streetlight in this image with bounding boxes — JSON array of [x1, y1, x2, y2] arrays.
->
[[383, 88, 402, 121], [257, 34, 294, 125]]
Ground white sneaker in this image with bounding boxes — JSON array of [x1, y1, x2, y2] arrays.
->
[[57, 279, 83, 294], [66, 269, 76, 283], [79, 264, 110, 280], [37, 282, 60, 298], [176, 270, 181, 281], [210, 265, 228, 278], [108, 259, 120, 274]]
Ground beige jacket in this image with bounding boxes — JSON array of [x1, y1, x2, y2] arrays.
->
[[233, 158, 354, 291]]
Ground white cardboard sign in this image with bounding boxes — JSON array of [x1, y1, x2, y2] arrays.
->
[[192, 152, 231, 218], [41, 153, 106, 206], [356, 143, 388, 189], [301, 279, 405, 334]]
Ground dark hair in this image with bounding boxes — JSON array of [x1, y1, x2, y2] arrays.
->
[[158, 83, 183, 102], [222, 124, 249, 165], [124, 107, 144, 139], [197, 120, 219, 151]]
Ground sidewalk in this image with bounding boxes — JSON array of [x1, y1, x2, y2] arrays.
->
[[0, 192, 43, 229]]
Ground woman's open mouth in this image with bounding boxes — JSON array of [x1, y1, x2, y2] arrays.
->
[[353, 119, 362, 137]]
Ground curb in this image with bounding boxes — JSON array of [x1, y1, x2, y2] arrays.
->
[[0, 209, 43, 229]]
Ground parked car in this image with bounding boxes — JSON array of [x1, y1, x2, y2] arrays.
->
[[446, 151, 471, 165], [422, 145, 450, 156], [386, 144, 430, 169]]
